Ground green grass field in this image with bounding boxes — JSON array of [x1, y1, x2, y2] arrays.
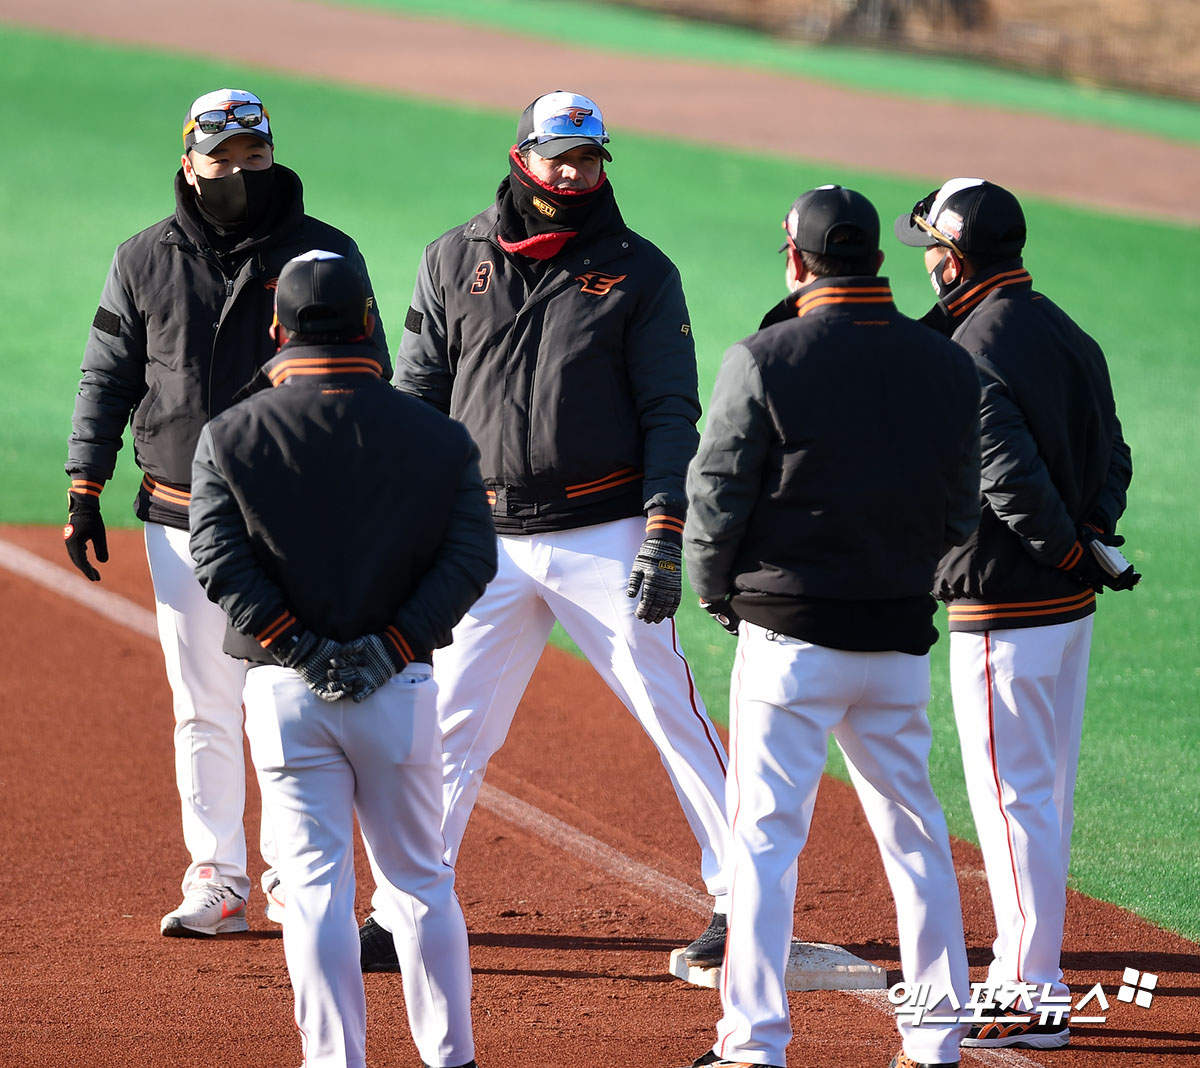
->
[[1, 20, 1196, 942]]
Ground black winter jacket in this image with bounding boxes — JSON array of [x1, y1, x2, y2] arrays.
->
[[685, 276, 981, 654], [926, 262, 1132, 630], [66, 166, 388, 529], [189, 342, 496, 668], [394, 184, 700, 534]]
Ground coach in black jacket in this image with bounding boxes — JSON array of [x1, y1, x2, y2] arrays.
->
[[190, 251, 493, 1068], [63, 89, 388, 937], [683, 186, 980, 1068], [895, 178, 1136, 1052], [358, 90, 733, 974]]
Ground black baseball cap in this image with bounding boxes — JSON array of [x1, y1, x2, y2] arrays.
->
[[275, 251, 368, 334], [516, 90, 612, 161], [894, 178, 1026, 257], [780, 185, 880, 257]]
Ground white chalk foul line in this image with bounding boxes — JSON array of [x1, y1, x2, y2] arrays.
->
[[0, 537, 158, 639], [2, 534, 1041, 1068]]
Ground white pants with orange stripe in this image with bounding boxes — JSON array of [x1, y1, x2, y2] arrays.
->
[[375, 516, 730, 907], [950, 616, 1093, 1004], [715, 624, 969, 1067], [244, 664, 474, 1068], [145, 523, 272, 902]]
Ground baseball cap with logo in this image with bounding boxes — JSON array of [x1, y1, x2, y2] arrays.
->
[[780, 185, 880, 257], [275, 251, 369, 335], [516, 91, 612, 161], [183, 88, 273, 157], [894, 178, 1026, 257]]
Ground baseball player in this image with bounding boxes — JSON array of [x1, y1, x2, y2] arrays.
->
[[357, 90, 731, 971], [64, 89, 387, 935], [189, 250, 493, 1068], [682, 186, 981, 1068], [895, 178, 1137, 1050]]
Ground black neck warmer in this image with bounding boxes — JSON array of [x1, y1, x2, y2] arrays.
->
[[497, 147, 612, 260]]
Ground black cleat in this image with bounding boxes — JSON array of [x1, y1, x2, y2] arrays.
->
[[359, 914, 401, 972], [683, 912, 727, 969]]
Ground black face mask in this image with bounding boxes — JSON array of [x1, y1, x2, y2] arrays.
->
[[193, 166, 276, 230], [929, 249, 963, 302]]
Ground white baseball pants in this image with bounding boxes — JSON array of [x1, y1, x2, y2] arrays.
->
[[429, 516, 729, 903], [950, 616, 1093, 1003], [244, 664, 475, 1068], [715, 624, 969, 1067], [145, 522, 274, 901]]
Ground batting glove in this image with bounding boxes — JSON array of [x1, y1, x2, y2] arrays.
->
[[275, 630, 352, 702], [328, 634, 401, 703], [625, 538, 683, 623], [699, 597, 741, 636], [63, 485, 108, 582]]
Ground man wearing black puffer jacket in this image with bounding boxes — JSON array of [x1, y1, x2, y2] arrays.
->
[[895, 178, 1138, 1053], [64, 88, 387, 937], [358, 90, 732, 974]]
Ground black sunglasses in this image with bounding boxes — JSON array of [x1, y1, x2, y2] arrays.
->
[[190, 102, 266, 137]]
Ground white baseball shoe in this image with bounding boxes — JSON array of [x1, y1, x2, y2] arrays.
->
[[262, 869, 286, 925], [160, 881, 248, 937]]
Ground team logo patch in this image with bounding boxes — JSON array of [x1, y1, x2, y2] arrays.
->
[[564, 106, 593, 127], [531, 196, 557, 218], [63, 523, 74, 540], [936, 209, 965, 242], [680, 324, 691, 336], [470, 260, 494, 295], [264, 277, 279, 290], [576, 271, 627, 296]]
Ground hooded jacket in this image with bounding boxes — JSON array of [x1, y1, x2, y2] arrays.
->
[[393, 176, 700, 535], [925, 261, 1132, 630], [66, 165, 388, 529]]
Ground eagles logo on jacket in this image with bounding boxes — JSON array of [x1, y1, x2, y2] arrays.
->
[[393, 188, 701, 536]]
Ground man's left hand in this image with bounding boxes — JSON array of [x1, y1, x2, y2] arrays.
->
[[625, 538, 683, 623]]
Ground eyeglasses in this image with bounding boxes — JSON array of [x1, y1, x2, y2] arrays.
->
[[907, 193, 964, 256], [187, 102, 268, 138], [520, 107, 609, 149]]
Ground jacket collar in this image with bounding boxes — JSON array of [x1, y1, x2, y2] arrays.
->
[[939, 258, 1032, 321], [759, 275, 896, 330], [244, 341, 385, 393]]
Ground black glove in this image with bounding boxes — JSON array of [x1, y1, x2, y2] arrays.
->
[[625, 538, 683, 623], [1066, 527, 1142, 593], [328, 634, 399, 703], [275, 630, 352, 702], [63, 491, 108, 582], [699, 597, 741, 636]]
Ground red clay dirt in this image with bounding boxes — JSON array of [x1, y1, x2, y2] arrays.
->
[[1, 526, 1196, 1068], [2, 3, 1197, 1064]]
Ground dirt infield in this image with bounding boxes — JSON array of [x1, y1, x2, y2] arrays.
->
[[2, 3, 1198, 1064], [2, 526, 1197, 1067]]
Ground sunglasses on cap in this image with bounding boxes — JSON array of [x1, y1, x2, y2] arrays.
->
[[520, 107, 609, 149], [186, 102, 268, 138], [907, 193, 964, 257]]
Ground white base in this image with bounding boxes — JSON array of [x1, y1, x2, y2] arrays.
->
[[669, 941, 887, 991]]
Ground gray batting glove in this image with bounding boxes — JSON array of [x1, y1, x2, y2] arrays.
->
[[328, 634, 398, 703], [276, 631, 352, 702], [625, 537, 683, 624]]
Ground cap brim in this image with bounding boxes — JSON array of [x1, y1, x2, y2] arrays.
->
[[893, 212, 938, 248], [529, 136, 612, 162], [189, 127, 272, 157]]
